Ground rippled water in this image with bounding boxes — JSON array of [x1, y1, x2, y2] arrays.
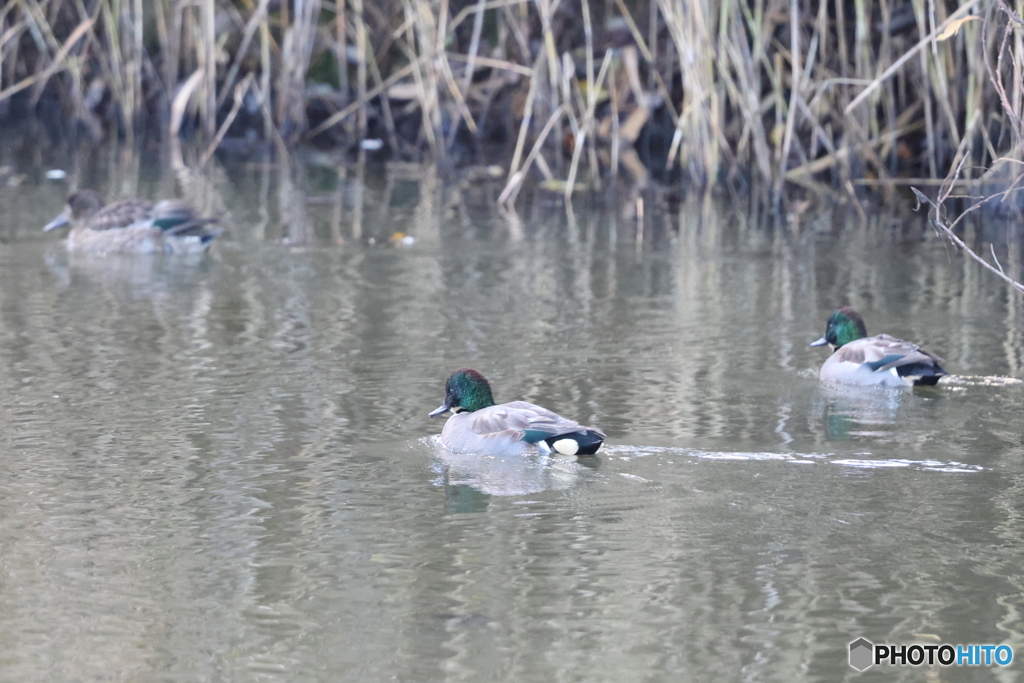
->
[[1, 152, 1023, 682]]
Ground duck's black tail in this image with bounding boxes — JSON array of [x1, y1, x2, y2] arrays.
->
[[899, 361, 947, 386], [542, 429, 605, 456]]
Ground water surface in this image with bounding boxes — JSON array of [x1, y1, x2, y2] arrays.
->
[[0, 154, 1023, 682]]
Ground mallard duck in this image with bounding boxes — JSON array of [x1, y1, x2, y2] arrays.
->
[[810, 307, 947, 386], [43, 190, 220, 254], [429, 368, 606, 455]]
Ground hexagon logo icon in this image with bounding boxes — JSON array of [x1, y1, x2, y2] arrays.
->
[[849, 638, 874, 671]]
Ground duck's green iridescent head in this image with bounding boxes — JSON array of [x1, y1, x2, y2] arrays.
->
[[428, 368, 497, 416], [810, 306, 868, 350]]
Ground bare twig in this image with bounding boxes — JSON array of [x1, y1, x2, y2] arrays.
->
[[912, 187, 1024, 295]]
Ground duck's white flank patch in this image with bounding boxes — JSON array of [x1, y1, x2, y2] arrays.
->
[[552, 438, 579, 455]]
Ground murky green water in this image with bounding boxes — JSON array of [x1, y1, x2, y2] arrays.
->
[[1, 151, 1023, 682]]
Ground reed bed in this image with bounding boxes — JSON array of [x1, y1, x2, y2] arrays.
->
[[0, 0, 1021, 200]]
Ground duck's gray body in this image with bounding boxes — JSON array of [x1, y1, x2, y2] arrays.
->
[[810, 307, 946, 387], [818, 334, 945, 386], [430, 369, 606, 456], [438, 400, 606, 456]]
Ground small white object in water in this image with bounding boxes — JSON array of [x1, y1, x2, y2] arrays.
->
[[45, 169, 67, 179], [360, 138, 384, 151], [388, 232, 415, 246]]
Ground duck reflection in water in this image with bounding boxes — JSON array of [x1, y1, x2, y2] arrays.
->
[[811, 383, 907, 441]]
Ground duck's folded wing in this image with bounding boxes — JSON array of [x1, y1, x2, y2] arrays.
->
[[87, 200, 156, 231], [163, 218, 221, 239], [838, 334, 944, 372], [471, 402, 605, 441]]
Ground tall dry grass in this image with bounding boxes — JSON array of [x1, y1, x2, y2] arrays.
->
[[0, 0, 1021, 201]]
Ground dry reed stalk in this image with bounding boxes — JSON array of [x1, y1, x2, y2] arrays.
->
[[399, 0, 440, 157], [197, 0, 215, 137], [131, 0, 143, 130], [656, 0, 718, 182], [307, 58, 420, 138], [498, 104, 564, 206], [459, 0, 487, 93], [201, 72, 255, 165], [610, 59, 620, 184], [775, 0, 802, 201], [561, 51, 581, 147], [845, 0, 982, 114], [611, 0, 677, 122], [447, 0, 520, 33], [259, 3, 273, 143], [364, 44, 399, 150], [432, 0, 477, 142], [506, 52, 541, 182], [96, 0, 131, 135], [564, 49, 612, 201], [335, 0, 349, 113], [580, 0, 599, 186], [169, 67, 204, 138], [983, 5, 1019, 156], [218, 0, 271, 109], [928, 16, 963, 154], [278, 0, 322, 140], [153, 0, 170, 96], [0, 15, 91, 104], [445, 54, 533, 77], [168, 0, 184, 107], [784, 125, 918, 180], [533, 0, 560, 106], [0, 0, 1011, 193], [351, 0, 367, 140], [19, 0, 59, 64], [498, 4, 529, 60]]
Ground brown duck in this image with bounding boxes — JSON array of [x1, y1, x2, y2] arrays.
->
[[43, 190, 221, 254]]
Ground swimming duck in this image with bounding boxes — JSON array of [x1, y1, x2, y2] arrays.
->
[[810, 307, 947, 386], [429, 368, 606, 455], [43, 190, 220, 254]]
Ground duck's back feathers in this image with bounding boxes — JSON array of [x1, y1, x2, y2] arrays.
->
[[824, 334, 946, 386], [84, 200, 157, 231]]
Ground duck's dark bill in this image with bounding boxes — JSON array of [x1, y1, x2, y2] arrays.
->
[[43, 214, 69, 232], [428, 403, 449, 417], [809, 336, 829, 347]]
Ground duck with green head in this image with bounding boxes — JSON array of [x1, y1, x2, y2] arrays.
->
[[43, 190, 221, 254], [429, 369, 606, 455], [810, 306, 946, 386]]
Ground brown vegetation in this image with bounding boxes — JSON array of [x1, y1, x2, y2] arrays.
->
[[0, 0, 1021, 201]]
